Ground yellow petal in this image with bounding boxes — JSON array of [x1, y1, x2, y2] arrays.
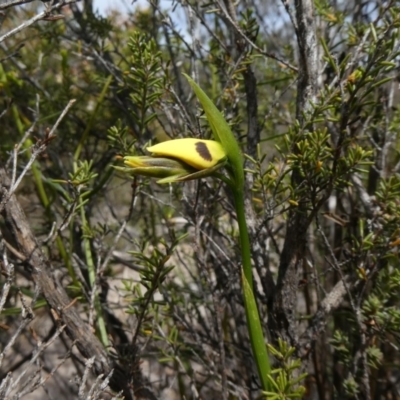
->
[[146, 138, 226, 170]]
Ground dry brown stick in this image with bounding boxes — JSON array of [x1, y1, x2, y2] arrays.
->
[[0, 167, 137, 400], [269, 0, 319, 346]]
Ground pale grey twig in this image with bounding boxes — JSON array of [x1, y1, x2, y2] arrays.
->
[[98, 224, 125, 273], [216, 0, 298, 72], [316, 215, 371, 399], [0, 0, 79, 43], [281, 0, 299, 33], [0, 0, 35, 10], [316, 218, 356, 310], [0, 287, 38, 369], [0, 372, 12, 398], [79, 356, 95, 399], [0, 244, 13, 314], [6, 95, 40, 170], [47, 98, 76, 138], [10, 145, 18, 189], [110, 390, 124, 400], [181, 0, 229, 55], [6, 142, 47, 199], [72, 253, 91, 296], [9, 324, 67, 397], [86, 369, 114, 400], [42, 221, 57, 243], [43, 185, 80, 245], [300, 273, 356, 353], [351, 174, 376, 219], [2, 99, 75, 208], [13, 340, 74, 399]]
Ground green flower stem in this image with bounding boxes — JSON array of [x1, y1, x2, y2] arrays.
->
[[233, 187, 272, 392], [80, 204, 109, 348], [184, 75, 273, 393]]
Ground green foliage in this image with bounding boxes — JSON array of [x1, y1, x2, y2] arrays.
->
[[263, 339, 307, 399], [107, 120, 135, 154], [123, 233, 186, 340], [366, 345, 383, 369], [239, 9, 259, 43], [330, 330, 352, 365], [343, 376, 359, 397], [2, 1, 400, 399], [124, 32, 165, 138]]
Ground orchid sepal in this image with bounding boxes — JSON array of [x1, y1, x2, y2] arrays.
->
[[156, 159, 227, 184], [121, 155, 194, 180], [119, 149, 227, 184]]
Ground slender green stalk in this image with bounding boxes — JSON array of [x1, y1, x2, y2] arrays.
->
[[233, 188, 272, 392], [72, 74, 112, 347], [80, 204, 109, 347], [184, 75, 273, 393]]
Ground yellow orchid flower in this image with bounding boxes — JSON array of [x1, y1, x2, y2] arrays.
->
[[120, 138, 227, 184], [146, 138, 226, 170]]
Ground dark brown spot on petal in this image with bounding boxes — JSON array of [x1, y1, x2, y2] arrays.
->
[[195, 142, 212, 162]]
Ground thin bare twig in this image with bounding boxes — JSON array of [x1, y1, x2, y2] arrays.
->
[[0, 285, 38, 369], [216, 0, 298, 72], [0, 245, 13, 314], [9, 325, 67, 398], [0, 0, 35, 10], [0, 99, 75, 212], [0, 0, 80, 44]]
